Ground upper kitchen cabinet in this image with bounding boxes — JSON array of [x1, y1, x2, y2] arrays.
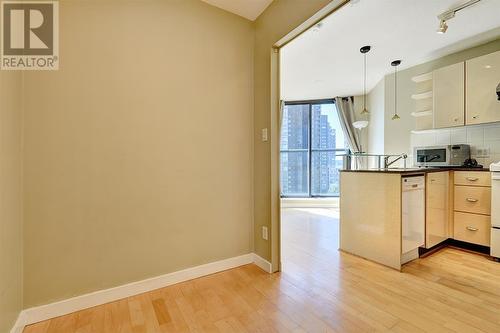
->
[[466, 50, 500, 125], [433, 62, 465, 129]]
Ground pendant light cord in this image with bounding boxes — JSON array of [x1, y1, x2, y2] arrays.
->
[[394, 65, 397, 116], [363, 53, 366, 111], [359, 46, 370, 114], [390, 60, 401, 120]]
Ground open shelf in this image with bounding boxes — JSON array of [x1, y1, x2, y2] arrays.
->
[[411, 109, 433, 117], [411, 72, 432, 83], [411, 91, 433, 100]]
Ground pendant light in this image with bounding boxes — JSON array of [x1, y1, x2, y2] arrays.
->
[[360, 45, 371, 115], [353, 120, 369, 153], [391, 60, 401, 120]]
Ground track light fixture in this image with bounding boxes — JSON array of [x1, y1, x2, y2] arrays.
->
[[436, 0, 480, 34], [437, 20, 448, 34]]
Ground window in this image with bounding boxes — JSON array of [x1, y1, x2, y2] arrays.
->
[[280, 100, 348, 197], [280, 104, 309, 196]]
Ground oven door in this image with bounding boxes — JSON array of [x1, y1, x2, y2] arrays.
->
[[414, 147, 449, 166], [491, 172, 500, 258], [492, 228, 500, 258]]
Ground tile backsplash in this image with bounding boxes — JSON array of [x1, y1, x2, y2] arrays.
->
[[410, 123, 500, 168]]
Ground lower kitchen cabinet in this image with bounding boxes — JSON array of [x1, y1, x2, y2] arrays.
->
[[424, 171, 492, 249], [452, 171, 492, 247], [454, 185, 491, 215], [453, 211, 491, 247], [426, 172, 450, 248], [454, 171, 491, 187]]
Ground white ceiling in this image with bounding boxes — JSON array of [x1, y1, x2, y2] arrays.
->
[[280, 0, 500, 101], [201, 0, 273, 21]]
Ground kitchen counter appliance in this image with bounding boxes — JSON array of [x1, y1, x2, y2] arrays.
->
[[414, 144, 470, 167]]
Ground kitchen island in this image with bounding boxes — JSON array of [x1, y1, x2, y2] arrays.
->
[[339, 167, 490, 271]]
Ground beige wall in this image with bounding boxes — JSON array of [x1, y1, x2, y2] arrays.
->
[[254, 0, 333, 262], [367, 78, 385, 155], [0, 71, 23, 330], [23, 0, 254, 307], [1, 0, 339, 313], [352, 95, 368, 152]]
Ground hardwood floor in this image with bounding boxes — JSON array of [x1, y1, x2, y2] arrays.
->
[[25, 208, 500, 332]]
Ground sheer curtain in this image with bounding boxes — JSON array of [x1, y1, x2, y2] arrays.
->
[[334, 97, 361, 153]]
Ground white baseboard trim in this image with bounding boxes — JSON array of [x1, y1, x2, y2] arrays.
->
[[14, 252, 272, 331], [253, 253, 273, 273], [10, 311, 26, 333]]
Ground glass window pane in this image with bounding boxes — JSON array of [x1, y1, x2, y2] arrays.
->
[[280, 101, 347, 197], [280, 152, 309, 196], [280, 103, 310, 197], [311, 103, 347, 150], [280, 104, 309, 150], [311, 152, 343, 196]]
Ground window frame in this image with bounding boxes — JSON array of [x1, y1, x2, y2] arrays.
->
[[280, 98, 349, 198]]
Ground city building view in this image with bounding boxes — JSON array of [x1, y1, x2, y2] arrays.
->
[[280, 102, 347, 197]]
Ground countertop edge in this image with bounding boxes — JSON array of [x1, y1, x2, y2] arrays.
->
[[339, 167, 490, 174]]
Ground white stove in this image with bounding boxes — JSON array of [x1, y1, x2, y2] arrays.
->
[[490, 162, 500, 259]]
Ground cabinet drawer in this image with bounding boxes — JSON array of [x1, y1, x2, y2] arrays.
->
[[454, 171, 491, 187], [427, 171, 449, 185], [454, 186, 491, 215], [454, 212, 490, 246]]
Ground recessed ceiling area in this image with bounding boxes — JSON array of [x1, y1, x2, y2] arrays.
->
[[280, 0, 500, 101], [201, 0, 273, 21]]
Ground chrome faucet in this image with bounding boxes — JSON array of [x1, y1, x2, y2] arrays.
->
[[384, 154, 408, 169]]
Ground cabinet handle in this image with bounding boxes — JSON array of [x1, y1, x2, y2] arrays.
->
[[466, 226, 478, 231], [466, 177, 479, 181], [472, 115, 478, 119], [454, 118, 459, 122], [466, 198, 478, 202]]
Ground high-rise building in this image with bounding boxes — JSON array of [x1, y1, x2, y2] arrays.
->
[[280, 104, 309, 195], [311, 105, 336, 195]]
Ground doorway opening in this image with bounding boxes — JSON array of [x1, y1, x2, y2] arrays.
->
[[279, 98, 349, 274], [263, 0, 349, 274]]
